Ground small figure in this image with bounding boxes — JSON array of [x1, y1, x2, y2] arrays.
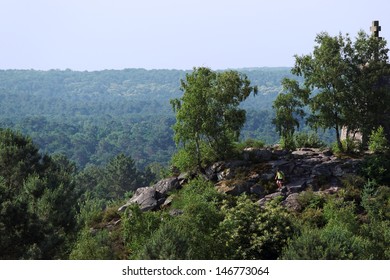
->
[[275, 168, 285, 191]]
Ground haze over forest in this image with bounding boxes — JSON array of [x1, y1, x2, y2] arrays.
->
[[0, 67, 323, 169]]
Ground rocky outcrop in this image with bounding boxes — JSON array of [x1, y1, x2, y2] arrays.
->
[[118, 148, 363, 213], [206, 147, 362, 199]]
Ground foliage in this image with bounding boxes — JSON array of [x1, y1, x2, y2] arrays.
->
[[360, 153, 390, 185], [0, 129, 78, 259], [279, 132, 296, 151], [126, 178, 225, 259], [346, 32, 390, 144], [296, 188, 327, 210], [272, 79, 306, 139], [360, 184, 390, 259], [75, 153, 152, 201], [368, 126, 389, 153], [292, 32, 353, 150], [217, 196, 295, 260], [289, 31, 390, 149], [171, 67, 257, 170], [294, 132, 325, 148], [234, 138, 265, 151], [121, 204, 164, 259], [281, 224, 370, 259], [282, 198, 370, 259], [69, 229, 114, 260], [361, 184, 390, 221], [331, 136, 360, 154], [0, 68, 313, 170]]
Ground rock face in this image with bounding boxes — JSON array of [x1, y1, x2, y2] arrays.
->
[[118, 148, 363, 213], [118, 177, 181, 212], [206, 147, 362, 198]]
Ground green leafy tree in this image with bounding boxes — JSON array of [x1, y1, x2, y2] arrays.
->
[[0, 129, 77, 259], [171, 67, 257, 170], [346, 31, 390, 144], [272, 78, 306, 149], [290, 30, 390, 149], [104, 153, 143, 199], [368, 126, 389, 153], [76, 153, 151, 201], [292, 32, 354, 150]]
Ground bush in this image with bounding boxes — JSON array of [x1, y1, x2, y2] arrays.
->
[[338, 175, 366, 203], [299, 207, 326, 227], [171, 147, 198, 172], [368, 126, 389, 153], [217, 196, 295, 260], [360, 153, 390, 185], [331, 137, 359, 154], [282, 198, 370, 260], [69, 229, 114, 260], [280, 133, 296, 151], [282, 224, 369, 259], [128, 178, 225, 260], [235, 138, 265, 151], [295, 132, 325, 148], [296, 188, 327, 210], [121, 204, 164, 259], [171, 142, 221, 172]]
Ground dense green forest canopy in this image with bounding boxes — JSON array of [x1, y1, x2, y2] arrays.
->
[[0, 68, 303, 169]]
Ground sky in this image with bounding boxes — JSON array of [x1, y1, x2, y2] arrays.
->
[[0, 0, 389, 71]]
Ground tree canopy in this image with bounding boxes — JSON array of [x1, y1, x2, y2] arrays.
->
[[278, 30, 390, 149], [170, 67, 257, 170]]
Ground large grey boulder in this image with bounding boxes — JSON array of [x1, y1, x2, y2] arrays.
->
[[258, 192, 284, 208], [282, 193, 302, 212], [118, 177, 181, 212], [153, 177, 180, 194], [205, 160, 249, 181]]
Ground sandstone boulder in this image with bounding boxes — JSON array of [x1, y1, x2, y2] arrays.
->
[[118, 177, 181, 212]]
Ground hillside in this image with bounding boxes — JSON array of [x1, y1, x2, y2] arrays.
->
[[76, 146, 390, 260]]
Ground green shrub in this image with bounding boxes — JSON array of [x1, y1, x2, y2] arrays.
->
[[296, 188, 327, 210], [121, 204, 164, 259], [282, 218, 370, 259], [360, 153, 390, 185], [283, 196, 370, 260], [128, 178, 225, 260], [360, 219, 390, 259], [136, 221, 190, 260], [171, 147, 198, 172], [338, 175, 366, 203], [331, 137, 359, 154], [70, 229, 114, 260], [171, 142, 221, 172], [300, 207, 326, 227], [235, 138, 265, 151], [280, 133, 296, 151], [361, 184, 390, 220], [368, 126, 389, 153], [217, 196, 295, 260], [295, 132, 325, 148]]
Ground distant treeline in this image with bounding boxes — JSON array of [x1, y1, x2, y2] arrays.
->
[[0, 68, 319, 170]]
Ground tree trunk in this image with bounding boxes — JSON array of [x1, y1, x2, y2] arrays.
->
[[195, 136, 202, 170], [335, 124, 343, 151]]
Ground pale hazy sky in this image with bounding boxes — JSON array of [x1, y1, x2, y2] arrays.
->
[[0, 0, 389, 71]]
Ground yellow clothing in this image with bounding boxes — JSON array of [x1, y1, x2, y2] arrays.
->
[[276, 171, 285, 180]]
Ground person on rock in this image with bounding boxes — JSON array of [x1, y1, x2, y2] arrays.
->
[[275, 168, 285, 191]]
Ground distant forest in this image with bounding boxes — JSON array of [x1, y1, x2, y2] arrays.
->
[[0, 68, 331, 170]]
